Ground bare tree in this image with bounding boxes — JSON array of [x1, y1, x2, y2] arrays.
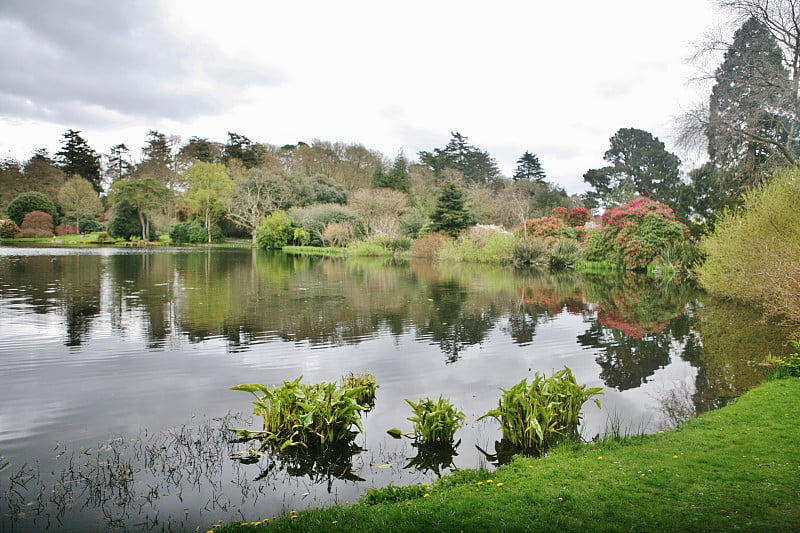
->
[[227, 168, 296, 245]]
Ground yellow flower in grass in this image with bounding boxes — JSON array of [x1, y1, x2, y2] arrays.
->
[[486, 479, 493, 483], [496, 482, 504, 487], [673, 455, 679, 459], [597, 456, 603, 460], [424, 493, 430, 498]]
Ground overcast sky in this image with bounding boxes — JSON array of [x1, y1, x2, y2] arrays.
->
[[0, 0, 726, 194]]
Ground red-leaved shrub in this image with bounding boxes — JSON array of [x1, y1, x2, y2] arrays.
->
[[56, 224, 80, 236], [19, 210, 54, 238]]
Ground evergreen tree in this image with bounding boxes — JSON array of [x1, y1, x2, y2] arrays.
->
[[513, 151, 546, 182], [179, 136, 220, 164], [429, 181, 476, 237], [106, 144, 132, 184], [706, 16, 794, 187], [418, 132, 501, 185], [583, 128, 682, 213], [56, 130, 102, 193], [223, 132, 266, 169], [371, 153, 411, 193]]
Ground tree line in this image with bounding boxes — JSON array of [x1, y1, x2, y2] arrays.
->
[[3, 0, 799, 244], [0, 129, 580, 244]]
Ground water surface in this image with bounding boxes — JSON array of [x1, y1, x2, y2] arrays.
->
[[0, 247, 788, 532]]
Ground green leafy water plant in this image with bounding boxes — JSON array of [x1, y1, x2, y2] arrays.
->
[[340, 372, 379, 408], [230, 376, 367, 449], [405, 396, 466, 445], [478, 367, 602, 454]]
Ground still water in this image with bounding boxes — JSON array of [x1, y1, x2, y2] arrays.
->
[[0, 246, 789, 532]]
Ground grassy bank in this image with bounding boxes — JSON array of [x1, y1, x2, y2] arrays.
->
[[218, 377, 800, 532]]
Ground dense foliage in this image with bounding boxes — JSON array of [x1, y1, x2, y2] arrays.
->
[[699, 168, 800, 331], [6, 191, 59, 226], [478, 368, 602, 454], [585, 197, 690, 271], [19, 210, 54, 238]]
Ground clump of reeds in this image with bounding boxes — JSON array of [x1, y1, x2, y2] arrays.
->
[[478, 367, 602, 454]]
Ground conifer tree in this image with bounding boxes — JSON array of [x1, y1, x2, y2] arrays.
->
[[429, 181, 475, 237], [513, 151, 546, 182], [56, 130, 102, 193]]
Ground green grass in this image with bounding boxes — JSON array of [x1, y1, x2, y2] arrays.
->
[[282, 245, 348, 257], [217, 377, 800, 532]]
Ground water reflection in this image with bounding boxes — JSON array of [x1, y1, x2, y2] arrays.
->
[[1, 246, 794, 531]]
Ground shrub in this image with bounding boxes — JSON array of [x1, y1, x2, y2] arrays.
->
[[436, 226, 515, 264], [189, 223, 223, 244], [478, 367, 602, 454], [590, 197, 690, 271], [512, 237, 549, 269], [322, 221, 355, 247], [19, 210, 54, 237], [170, 222, 196, 244], [55, 224, 79, 236], [80, 219, 104, 233], [289, 204, 364, 247], [548, 238, 582, 270], [347, 238, 394, 257], [582, 229, 613, 262], [517, 216, 577, 241], [409, 232, 449, 258], [405, 396, 466, 445], [107, 200, 144, 241], [567, 206, 591, 227], [613, 213, 689, 270], [699, 169, 800, 331], [551, 206, 569, 220], [0, 219, 20, 238], [6, 191, 59, 226], [256, 210, 295, 249]]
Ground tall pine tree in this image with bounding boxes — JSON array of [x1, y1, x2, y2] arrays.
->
[[56, 130, 102, 193], [513, 151, 546, 182]]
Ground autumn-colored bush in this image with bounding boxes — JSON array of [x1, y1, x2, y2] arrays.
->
[[0, 219, 20, 238], [409, 232, 449, 258], [55, 224, 80, 236], [19, 210, 54, 238]]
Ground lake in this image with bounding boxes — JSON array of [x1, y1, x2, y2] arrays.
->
[[0, 246, 789, 532]]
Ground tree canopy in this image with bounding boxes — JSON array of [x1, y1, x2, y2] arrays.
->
[[56, 130, 102, 193], [513, 151, 546, 182], [583, 128, 682, 213], [418, 132, 501, 185]]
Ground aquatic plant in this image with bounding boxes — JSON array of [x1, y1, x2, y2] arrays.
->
[[478, 367, 602, 454], [405, 396, 466, 445], [340, 371, 379, 408], [230, 376, 367, 449]]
